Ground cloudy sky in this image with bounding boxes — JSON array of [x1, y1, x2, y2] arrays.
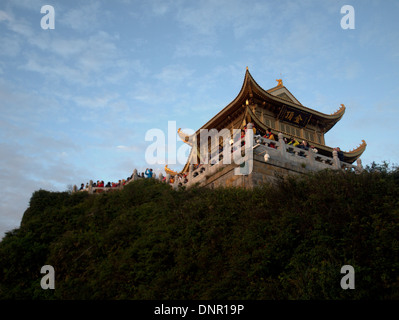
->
[[1, 0, 399, 239]]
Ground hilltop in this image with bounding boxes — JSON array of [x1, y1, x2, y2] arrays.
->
[[1, 164, 399, 299]]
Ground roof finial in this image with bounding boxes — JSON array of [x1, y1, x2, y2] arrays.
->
[[276, 78, 283, 86], [246, 66, 249, 71]]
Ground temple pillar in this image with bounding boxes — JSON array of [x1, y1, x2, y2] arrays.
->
[[332, 150, 340, 170], [356, 158, 363, 173], [173, 176, 178, 189], [88, 180, 93, 194], [307, 148, 315, 168], [278, 133, 287, 160]]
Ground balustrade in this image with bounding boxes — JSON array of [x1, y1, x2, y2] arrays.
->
[[73, 135, 363, 192]]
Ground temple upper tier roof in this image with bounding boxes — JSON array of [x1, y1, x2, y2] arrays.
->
[[200, 68, 346, 133]]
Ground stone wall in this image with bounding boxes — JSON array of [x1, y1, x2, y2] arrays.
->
[[197, 153, 307, 189]]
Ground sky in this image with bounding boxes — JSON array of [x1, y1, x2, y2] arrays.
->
[[1, 0, 399, 239]]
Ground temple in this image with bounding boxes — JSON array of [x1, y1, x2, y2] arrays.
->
[[164, 67, 366, 189], [73, 67, 367, 194]]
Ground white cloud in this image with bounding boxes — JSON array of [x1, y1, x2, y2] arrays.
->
[[175, 0, 269, 37], [0, 134, 85, 239], [49, 38, 88, 57], [174, 37, 222, 58], [155, 64, 195, 83], [116, 145, 140, 151], [7, 19, 34, 38], [0, 34, 22, 56], [0, 10, 12, 22], [0, 9, 34, 38], [58, 2, 102, 31], [149, 0, 175, 16], [6, 0, 44, 12], [19, 30, 143, 88], [74, 93, 120, 109]]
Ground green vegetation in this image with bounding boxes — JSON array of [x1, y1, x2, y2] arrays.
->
[[1, 163, 399, 299]]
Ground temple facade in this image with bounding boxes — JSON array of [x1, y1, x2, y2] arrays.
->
[[164, 67, 366, 189]]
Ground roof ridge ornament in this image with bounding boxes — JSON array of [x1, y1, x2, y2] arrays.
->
[[331, 104, 346, 115], [165, 165, 178, 176], [349, 140, 367, 153], [177, 128, 193, 144], [276, 79, 283, 87]]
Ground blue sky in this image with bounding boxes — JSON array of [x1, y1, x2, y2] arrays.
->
[[1, 0, 399, 238]]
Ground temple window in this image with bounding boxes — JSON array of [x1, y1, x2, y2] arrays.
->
[[280, 123, 301, 138], [317, 133, 323, 144], [264, 117, 275, 129], [304, 130, 315, 142]]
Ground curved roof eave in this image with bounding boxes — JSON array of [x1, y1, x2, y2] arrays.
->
[[343, 140, 367, 163], [199, 69, 346, 133]]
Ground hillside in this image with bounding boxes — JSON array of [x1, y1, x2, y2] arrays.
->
[[1, 165, 399, 299]]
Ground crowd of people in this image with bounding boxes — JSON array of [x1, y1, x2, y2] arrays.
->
[[286, 137, 318, 153], [78, 168, 155, 192], [78, 178, 131, 192], [260, 127, 319, 154], [237, 125, 345, 163]]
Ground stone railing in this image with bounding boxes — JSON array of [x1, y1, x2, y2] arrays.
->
[[171, 132, 363, 189], [255, 133, 362, 173], [178, 137, 248, 188], [73, 132, 363, 193]]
